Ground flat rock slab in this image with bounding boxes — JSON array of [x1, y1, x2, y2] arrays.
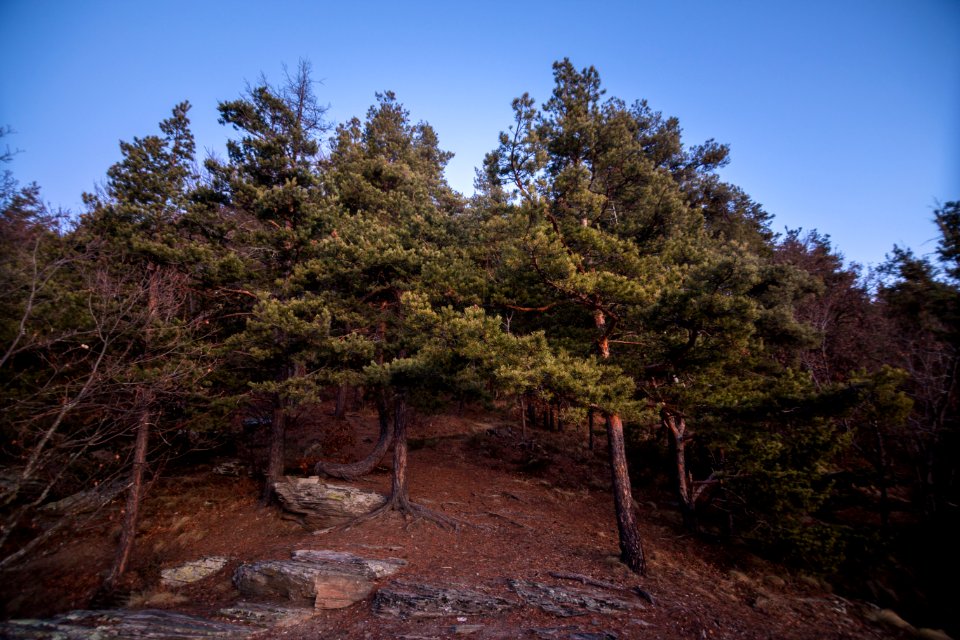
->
[[373, 581, 516, 618], [161, 556, 230, 587], [0, 609, 254, 639], [273, 476, 386, 528], [218, 601, 318, 627], [509, 579, 643, 617], [291, 549, 406, 579], [234, 549, 405, 609]]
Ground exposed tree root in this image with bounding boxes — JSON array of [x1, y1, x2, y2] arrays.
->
[[341, 494, 463, 531]]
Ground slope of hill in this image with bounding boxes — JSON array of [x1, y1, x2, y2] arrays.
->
[[0, 404, 924, 639]]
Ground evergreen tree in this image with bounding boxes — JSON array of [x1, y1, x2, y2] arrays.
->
[[206, 62, 334, 502], [301, 92, 474, 524], [62, 102, 214, 592]]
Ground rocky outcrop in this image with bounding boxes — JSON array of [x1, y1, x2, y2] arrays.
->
[[272, 476, 386, 528], [290, 549, 405, 579], [372, 581, 516, 618], [509, 579, 644, 617], [0, 609, 254, 639], [161, 556, 230, 588], [233, 549, 405, 609]]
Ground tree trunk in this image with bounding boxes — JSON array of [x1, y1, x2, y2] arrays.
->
[[527, 397, 537, 431], [555, 401, 564, 432], [263, 395, 287, 504], [594, 307, 645, 574], [606, 413, 645, 574], [663, 410, 696, 530], [389, 395, 410, 508], [519, 395, 527, 441], [334, 385, 348, 420], [314, 393, 393, 479], [588, 408, 595, 451], [102, 396, 151, 592], [873, 420, 890, 530]]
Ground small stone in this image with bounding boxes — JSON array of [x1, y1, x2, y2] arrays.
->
[[160, 556, 229, 587], [219, 601, 317, 627], [451, 624, 485, 634]]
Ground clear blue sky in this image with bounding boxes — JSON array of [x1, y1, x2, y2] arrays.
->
[[2, 0, 958, 269]]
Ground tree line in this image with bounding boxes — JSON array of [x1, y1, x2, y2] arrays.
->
[[1, 60, 957, 621]]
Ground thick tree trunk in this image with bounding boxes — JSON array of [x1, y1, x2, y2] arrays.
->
[[262, 395, 287, 504], [103, 398, 151, 592], [527, 397, 537, 431], [389, 395, 410, 508], [314, 394, 393, 479], [606, 414, 645, 574], [593, 307, 645, 574]]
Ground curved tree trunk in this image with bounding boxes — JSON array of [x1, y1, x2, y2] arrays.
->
[[314, 394, 393, 479], [347, 393, 458, 530], [606, 413, 646, 574]]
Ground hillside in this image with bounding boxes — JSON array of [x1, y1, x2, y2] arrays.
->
[[0, 401, 926, 640]]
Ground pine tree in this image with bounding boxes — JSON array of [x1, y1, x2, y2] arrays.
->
[[301, 92, 478, 525], [207, 62, 334, 502], [73, 102, 215, 593]]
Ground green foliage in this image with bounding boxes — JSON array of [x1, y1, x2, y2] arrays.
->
[[7, 59, 957, 611]]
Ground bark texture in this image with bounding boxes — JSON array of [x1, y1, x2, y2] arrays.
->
[[262, 396, 287, 504], [606, 414, 645, 574]]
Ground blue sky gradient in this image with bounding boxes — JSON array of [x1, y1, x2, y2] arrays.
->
[[2, 0, 958, 268]]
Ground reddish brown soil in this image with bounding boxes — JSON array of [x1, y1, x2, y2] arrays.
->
[[0, 403, 904, 639]]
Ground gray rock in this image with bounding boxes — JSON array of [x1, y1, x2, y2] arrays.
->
[[161, 556, 230, 588], [291, 549, 406, 579], [233, 549, 404, 609], [373, 581, 516, 618], [0, 609, 254, 639], [509, 580, 643, 617], [39, 480, 126, 516], [218, 602, 317, 627], [272, 476, 386, 528], [211, 460, 250, 477]]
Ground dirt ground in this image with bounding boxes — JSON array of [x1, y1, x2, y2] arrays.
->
[[0, 402, 914, 639]]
